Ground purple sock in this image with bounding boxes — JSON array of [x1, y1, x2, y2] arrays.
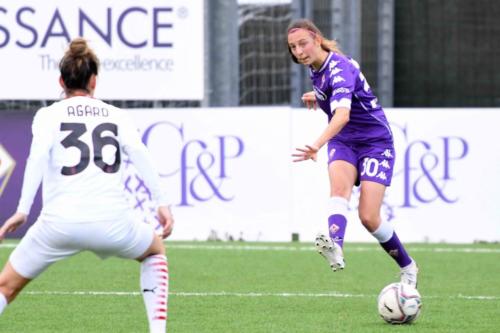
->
[[380, 232, 412, 268], [328, 214, 347, 248]]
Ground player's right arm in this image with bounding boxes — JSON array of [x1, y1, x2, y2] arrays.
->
[[301, 91, 317, 110], [0, 213, 27, 241], [0, 109, 54, 238]]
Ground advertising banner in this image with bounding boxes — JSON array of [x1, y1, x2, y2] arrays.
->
[[125, 108, 293, 241], [1, 107, 499, 243], [0, 0, 204, 100], [291, 108, 500, 243]]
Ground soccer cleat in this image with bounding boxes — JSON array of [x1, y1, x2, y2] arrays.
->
[[400, 259, 419, 288], [315, 234, 345, 272]]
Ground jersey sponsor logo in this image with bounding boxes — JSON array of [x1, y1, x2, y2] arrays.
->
[[328, 60, 340, 71], [380, 160, 390, 169], [0, 145, 16, 197], [313, 86, 327, 101], [330, 67, 342, 76], [376, 171, 387, 180], [332, 87, 350, 96], [381, 149, 393, 158], [331, 75, 346, 84]]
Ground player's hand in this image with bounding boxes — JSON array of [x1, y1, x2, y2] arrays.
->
[[292, 144, 319, 162], [0, 212, 28, 241], [157, 205, 174, 239], [301, 91, 317, 110]]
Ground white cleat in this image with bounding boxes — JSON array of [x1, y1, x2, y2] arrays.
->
[[400, 259, 419, 288], [315, 234, 345, 272]]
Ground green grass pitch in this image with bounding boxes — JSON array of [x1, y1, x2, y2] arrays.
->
[[0, 241, 499, 332]]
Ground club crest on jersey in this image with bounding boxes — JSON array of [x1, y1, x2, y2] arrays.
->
[[320, 74, 326, 88], [313, 86, 327, 101], [0, 144, 16, 197]]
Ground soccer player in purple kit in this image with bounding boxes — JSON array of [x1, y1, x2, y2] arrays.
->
[[288, 19, 418, 287]]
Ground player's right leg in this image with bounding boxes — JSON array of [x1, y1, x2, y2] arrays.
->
[[0, 262, 31, 314], [316, 157, 356, 272], [0, 218, 78, 315], [136, 234, 168, 333]]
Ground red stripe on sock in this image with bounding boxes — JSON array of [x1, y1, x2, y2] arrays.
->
[[151, 262, 167, 267], [156, 275, 168, 280]]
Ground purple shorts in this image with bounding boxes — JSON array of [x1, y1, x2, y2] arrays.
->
[[327, 139, 395, 186]]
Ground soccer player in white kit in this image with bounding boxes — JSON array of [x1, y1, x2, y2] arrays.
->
[[0, 38, 173, 333]]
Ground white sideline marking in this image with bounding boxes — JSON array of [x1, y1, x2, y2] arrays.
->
[[24, 290, 500, 300], [1, 243, 499, 253], [169, 244, 500, 254]]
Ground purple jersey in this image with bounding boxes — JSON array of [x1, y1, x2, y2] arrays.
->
[[310, 52, 393, 144]]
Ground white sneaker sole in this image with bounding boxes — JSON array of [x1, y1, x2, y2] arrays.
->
[[315, 234, 345, 272]]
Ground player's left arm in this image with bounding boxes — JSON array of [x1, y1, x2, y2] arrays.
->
[[119, 113, 173, 237]]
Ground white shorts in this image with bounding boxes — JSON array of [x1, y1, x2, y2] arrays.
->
[[9, 216, 156, 279]]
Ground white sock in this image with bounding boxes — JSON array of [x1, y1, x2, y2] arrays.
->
[[0, 292, 7, 315], [371, 220, 394, 243], [141, 254, 168, 333]]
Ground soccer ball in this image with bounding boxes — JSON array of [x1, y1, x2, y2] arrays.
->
[[377, 282, 422, 324]]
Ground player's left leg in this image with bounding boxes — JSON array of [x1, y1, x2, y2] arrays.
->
[[358, 181, 418, 287], [0, 262, 31, 314]]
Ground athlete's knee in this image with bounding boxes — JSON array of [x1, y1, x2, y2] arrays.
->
[[0, 279, 24, 303], [358, 210, 380, 231], [137, 235, 165, 261], [330, 187, 351, 198], [150, 235, 165, 256]]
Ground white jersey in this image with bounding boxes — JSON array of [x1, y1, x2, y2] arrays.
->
[[17, 96, 167, 223]]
